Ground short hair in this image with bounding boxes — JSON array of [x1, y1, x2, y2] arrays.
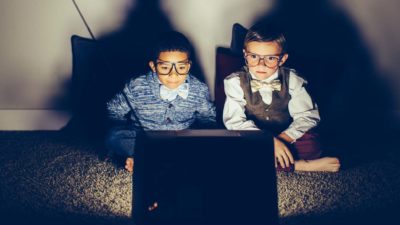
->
[[244, 23, 288, 54], [151, 31, 192, 61]]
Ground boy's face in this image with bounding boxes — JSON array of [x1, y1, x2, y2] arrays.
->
[[149, 51, 191, 89], [243, 41, 288, 80]]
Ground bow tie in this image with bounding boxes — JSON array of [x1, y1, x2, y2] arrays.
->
[[160, 83, 189, 101], [250, 79, 281, 93]]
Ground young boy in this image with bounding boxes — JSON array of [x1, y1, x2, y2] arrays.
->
[[106, 31, 216, 172], [223, 24, 340, 172]]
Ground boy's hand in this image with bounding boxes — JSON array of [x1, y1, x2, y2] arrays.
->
[[273, 137, 294, 168]]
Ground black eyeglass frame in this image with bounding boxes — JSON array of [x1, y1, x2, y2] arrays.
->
[[155, 59, 192, 76], [244, 51, 284, 68]]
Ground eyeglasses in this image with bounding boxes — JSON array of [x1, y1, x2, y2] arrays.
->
[[244, 51, 283, 68], [156, 59, 191, 75]]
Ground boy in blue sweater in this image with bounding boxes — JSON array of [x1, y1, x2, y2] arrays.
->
[[106, 31, 216, 172]]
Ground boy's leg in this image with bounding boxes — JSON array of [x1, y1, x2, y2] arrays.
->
[[105, 127, 136, 171], [292, 131, 322, 160], [276, 131, 340, 172], [275, 131, 321, 172], [292, 131, 340, 172]]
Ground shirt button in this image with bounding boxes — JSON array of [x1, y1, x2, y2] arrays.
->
[[168, 104, 173, 108], [166, 117, 171, 123], [266, 116, 270, 120], [265, 109, 269, 111]]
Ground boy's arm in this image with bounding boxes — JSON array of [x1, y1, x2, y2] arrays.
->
[[223, 76, 259, 130], [284, 74, 320, 142], [193, 85, 217, 128], [105, 81, 140, 157], [107, 84, 133, 124]]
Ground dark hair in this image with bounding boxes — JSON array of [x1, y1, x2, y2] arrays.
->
[[244, 23, 288, 53], [151, 31, 192, 61]]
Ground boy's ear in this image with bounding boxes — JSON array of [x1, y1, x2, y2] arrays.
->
[[279, 53, 289, 66], [149, 61, 156, 72]]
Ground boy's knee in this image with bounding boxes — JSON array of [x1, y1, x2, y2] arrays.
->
[[105, 129, 136, 157]]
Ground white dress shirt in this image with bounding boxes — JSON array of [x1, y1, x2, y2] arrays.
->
[[223, 69, 320, 141]]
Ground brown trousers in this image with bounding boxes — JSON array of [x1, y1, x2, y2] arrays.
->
[[276, 131, 322, 172]]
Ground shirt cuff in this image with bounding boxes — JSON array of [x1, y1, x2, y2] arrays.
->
[[283, 129, 304, 143]]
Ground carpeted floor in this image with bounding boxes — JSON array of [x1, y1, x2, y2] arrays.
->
[[0, 131, 399, 225]]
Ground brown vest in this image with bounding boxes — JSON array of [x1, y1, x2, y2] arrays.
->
[[239, 67, 292, 134]]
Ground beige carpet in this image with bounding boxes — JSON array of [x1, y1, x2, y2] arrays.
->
[[0, 131, 399, 225]]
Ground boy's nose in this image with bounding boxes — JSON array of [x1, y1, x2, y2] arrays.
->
[[169, 70, 179, 77], [168, 67, 180, 77], [258, 58, 268, 66]]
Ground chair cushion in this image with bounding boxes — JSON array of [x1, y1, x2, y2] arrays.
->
[[230, 23, 248, 55]]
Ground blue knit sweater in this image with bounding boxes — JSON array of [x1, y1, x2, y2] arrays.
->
[[107, 71, 216, 130]]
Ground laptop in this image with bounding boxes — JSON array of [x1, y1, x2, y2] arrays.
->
[[133, 129, 278, 225]]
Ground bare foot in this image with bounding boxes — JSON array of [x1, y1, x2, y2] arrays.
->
[[294, 157, 340, 172], [125, 157, 134, 172]]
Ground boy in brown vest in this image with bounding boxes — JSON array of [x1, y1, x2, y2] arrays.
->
[[223, 24, 340, 172]]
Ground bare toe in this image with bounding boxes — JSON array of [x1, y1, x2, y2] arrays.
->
[[125, 157, 134, 172]]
